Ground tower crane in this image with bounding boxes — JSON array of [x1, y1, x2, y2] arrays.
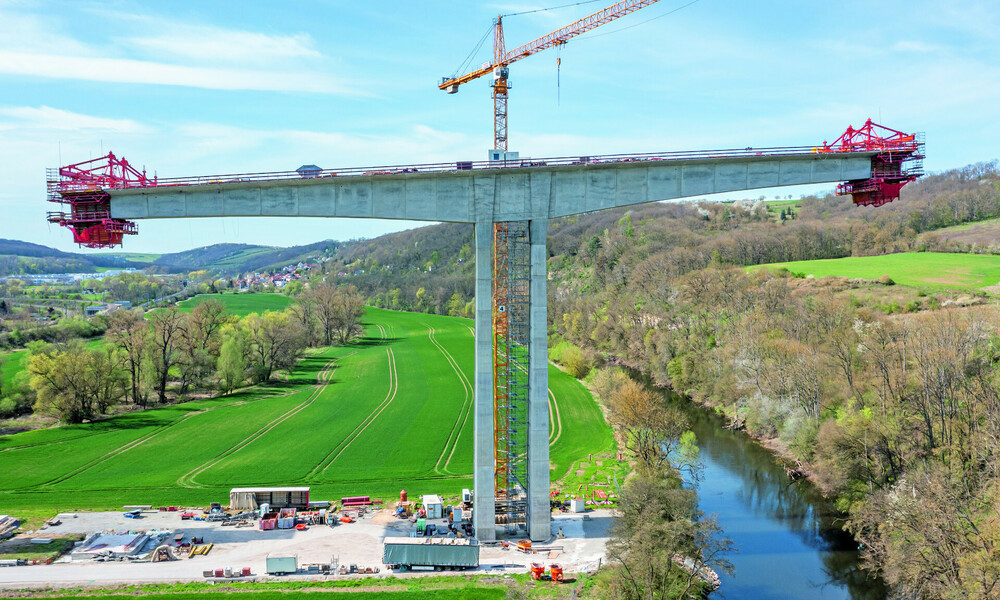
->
[[439, 0, 664, 154]]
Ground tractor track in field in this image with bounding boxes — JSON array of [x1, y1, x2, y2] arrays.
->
[[34, 412, 205, 489], [549, 388, 563, 446], [424, 324, 474, 475], [307, 324, 400, 479], [176, 357, 339, 488]]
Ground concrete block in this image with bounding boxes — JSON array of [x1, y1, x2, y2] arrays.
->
[[261, 186, 297, 216], [223, 188, 262, 216], [681, 164, 715, 196], [336, 183, 373, 218], [148, 193, 188, 218], [297, 184, 336, 216], [372, 179, 405, 218]]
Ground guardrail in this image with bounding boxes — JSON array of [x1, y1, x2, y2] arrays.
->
[[48, 145, 879, 192]]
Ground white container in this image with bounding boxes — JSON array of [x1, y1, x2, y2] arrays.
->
[[570, 499, 586, 513]]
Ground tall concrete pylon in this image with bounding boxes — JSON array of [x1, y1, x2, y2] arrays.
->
[[98, 151, 878, 541]]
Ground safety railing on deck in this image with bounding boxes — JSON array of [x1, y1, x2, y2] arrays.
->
[[49, 145, 865, 192]]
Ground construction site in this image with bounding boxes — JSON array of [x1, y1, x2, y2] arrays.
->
[[9, 0, 927, 594], [0, 492, 613, 587]]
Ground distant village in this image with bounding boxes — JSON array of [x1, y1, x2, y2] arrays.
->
[[235, 261, 319, 291]]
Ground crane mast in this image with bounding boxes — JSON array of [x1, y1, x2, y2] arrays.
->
[[440, 0, 663, 152]]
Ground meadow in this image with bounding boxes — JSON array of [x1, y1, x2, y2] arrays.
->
[[750, 251, 1000, 291], [176, 293, 292, 315], [0, 304, 613, 513]]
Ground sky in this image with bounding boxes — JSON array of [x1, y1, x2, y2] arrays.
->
[[0, 0, 997, 254]]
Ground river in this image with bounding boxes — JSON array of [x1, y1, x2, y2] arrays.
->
[[671, 395, 888, 599]]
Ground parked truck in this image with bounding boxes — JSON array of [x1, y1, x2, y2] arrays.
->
[[383, 537, 479, 572]]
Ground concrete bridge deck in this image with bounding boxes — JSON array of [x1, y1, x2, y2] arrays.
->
[[107, 149, 875, 223]]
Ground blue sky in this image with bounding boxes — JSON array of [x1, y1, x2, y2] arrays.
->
[[1, 0, 997, 254]]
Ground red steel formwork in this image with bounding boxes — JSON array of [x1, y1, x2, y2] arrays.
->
[[46, 152, 147, 248], [819, 119, 925, 207]]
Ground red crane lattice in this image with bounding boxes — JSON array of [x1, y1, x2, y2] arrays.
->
[[819, 119, 925, 207], [46, 152, 151, 248]]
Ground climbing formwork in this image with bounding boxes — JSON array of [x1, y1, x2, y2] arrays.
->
[[45, 152, 144, 248]]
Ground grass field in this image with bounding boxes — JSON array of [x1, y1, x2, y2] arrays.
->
[[1, 349, 26, 392], [750, 252, 1000, 290], [176, 293, 292, 316], [0, 304, 613, 514], [99, 252, 162, 263]]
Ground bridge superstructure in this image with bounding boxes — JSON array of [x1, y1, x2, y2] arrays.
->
[[45, 122, 924, 541]]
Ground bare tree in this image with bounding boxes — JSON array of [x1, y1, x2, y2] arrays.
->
[[148, 307, 185, 403], [107, 309, 150, 406]]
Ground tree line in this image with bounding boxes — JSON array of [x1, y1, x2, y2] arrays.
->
[[6, 283, 364, 424]]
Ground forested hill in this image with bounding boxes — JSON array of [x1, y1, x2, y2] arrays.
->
[[152, 240, 340, 273], [0, 239, 143, 276], [0, 238, 343, 277], [320, 159, 1000, 314]]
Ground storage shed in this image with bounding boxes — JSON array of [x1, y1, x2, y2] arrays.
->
[[230, 487, 310, 510], [421, 494, 444, 519]]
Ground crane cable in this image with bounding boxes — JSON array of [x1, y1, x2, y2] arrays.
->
[[578, 0, 701, 40], [502, 0, 603, 18], [451, 23, 495, 79]]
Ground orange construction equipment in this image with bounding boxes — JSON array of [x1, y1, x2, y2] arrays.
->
[[550, 563, 564, 583], [439, 0, 664, 153]]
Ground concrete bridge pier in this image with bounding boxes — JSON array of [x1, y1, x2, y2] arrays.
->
[[527, 217, 551, 541], [472, 217, 551, 542], [473, 220, 497, 541]]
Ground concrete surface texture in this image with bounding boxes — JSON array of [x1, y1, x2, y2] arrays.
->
[[0, 509, 614, 587], [108, 154, 873, 223]]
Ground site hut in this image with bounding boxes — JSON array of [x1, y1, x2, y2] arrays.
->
[[422, 494, 444, 519], [230, 487, 310, 511]]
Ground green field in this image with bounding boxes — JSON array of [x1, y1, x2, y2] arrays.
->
[[176, 293, 292, 316], [0, 307, 613, 513], [1, 349, 26, 392], [98, 252, 163, 263], [750, 252, 1000, 290]]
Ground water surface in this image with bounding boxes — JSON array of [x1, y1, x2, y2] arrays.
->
[[674, 397, 886, 599]]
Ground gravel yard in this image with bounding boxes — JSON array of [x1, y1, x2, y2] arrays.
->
[[0, 509, 613, 588]]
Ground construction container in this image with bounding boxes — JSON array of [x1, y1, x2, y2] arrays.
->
[[417, 518, 426, 533], [230, 487, 310, 510], [266, 554, 298, 575], [570, 498, 586, 513], [422, 494, 444, 519], [383, 537, 479, 571]]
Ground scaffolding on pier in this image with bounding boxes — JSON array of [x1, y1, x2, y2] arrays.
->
[[492, 220, 532, 534]]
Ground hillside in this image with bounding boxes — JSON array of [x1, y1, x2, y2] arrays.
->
[[0, 239, 144, 276], [153, 240, 342, 274]]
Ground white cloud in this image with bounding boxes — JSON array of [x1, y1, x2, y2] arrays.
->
[[0, 5, 363, 95], [0, 51, 364, 94], [0, 105, 151, 134], [118, 28, 322, 65]]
